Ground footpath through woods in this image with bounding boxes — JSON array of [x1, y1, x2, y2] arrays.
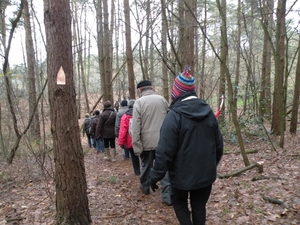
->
[[0, 133, 299, 224]]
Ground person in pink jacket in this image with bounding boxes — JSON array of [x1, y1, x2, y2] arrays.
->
[[118, 100, 141, 175]]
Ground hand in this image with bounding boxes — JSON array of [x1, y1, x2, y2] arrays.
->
[[120, 145, 124, 148], [149, 179, 158, 192]]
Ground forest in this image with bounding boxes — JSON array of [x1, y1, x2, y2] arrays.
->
[[0, 0, 299, 224]]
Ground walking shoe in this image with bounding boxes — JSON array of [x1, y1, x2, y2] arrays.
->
[[139, 184, 150, 195], [162, 200, 172, 206]]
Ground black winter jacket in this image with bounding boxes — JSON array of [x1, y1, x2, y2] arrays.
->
[[150, 91, 223, 190]]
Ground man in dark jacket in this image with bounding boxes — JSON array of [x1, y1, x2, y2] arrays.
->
[[150, 66, 223, 225]]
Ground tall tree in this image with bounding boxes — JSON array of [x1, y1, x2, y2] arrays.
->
[[103, 0, 114, 103], [23, 0, 41, 139], [272, 0, 286, 148], [259, 0, 273, 120], [95, 0, 114, 103], [178, 0, 195, 71], [289, 37, 300, 133], [199, 0, 207, 99], [217, 0, 227, 122], [233, 0, 241, 113], [124, 0, 135, 99], [215, 0, 250, 166], [95, 0, 105, 101], [2, 0, 24, 163], [161, 0, 169, 101], [43, 0, 91, 223], [72, 1, 90, 116]]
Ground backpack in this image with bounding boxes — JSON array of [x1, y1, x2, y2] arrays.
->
[[84, 118, 92, 135]]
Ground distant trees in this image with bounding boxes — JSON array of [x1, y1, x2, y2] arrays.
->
[[0, 0, 299, 186]]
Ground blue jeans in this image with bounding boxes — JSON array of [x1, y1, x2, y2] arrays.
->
[[94, 137, 105, 152]]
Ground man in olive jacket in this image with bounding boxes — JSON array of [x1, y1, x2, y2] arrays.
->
[[132, 80, 171, 205], [150, 67, 223, 225]]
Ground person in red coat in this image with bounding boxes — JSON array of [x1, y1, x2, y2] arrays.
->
[[118, 100, 140, 175]]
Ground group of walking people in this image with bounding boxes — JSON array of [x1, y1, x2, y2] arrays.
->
[[83, 66, 224, 225]]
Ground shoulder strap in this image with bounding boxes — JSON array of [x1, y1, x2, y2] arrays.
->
[[104, 111, 113, 124]]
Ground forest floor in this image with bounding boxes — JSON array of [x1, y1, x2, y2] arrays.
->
[[0, 131, 299, 225]]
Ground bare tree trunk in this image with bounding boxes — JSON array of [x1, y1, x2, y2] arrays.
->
[[3, 1, 24, 164], [290, 38, 300, 133], [102, 0, 113, 103], [161, 0, 169, 101], [95, 0, 105, 102], [72, 1, 90, 114], [143, 0, 150, 80], [71, 3, 81, 119], [43, 0, 91, 223], [259, 0, 273, 121], [0, 1, 7, 50], [272, 0, 286, 147], [24, 0, 41, 140], [216, 0, 250, 166], [218, 0, 227, 122], [178, 0, 195, 70], [199, 0, 207, 99], [233, 0, 241, 114], [124, 0, 135, 99]]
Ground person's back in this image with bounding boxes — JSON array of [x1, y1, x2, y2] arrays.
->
[[150, 66, 223, 225], [132, 89, 169, 153], [91, 110, 104, 153], [131, 80, 171, 205], [82, 113, 92, 148], [118, 99, 141, 175], [158, 94, 222, 189], [115, 100, 129, 159], [96, 101, 117, 161]]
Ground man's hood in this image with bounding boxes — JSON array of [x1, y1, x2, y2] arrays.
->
[[169, 91, 212, 121]]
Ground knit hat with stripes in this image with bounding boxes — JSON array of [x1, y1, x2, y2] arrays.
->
[[171, 66, 195, 100]]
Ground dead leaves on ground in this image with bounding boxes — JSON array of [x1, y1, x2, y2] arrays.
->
[[0, 133, 299, 224]]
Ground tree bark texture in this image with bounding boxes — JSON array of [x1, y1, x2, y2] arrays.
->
[[43, 0, 91, 224], [289, 37, 300, 133], [124, 0, 135, 99], [24, 0, 41, 140], [272, 0, 286, 148]]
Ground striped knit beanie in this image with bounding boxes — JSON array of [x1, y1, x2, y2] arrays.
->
[[171, 66, 195, 100]]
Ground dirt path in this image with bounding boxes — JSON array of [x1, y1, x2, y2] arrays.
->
[[0, 133, 299, 224]]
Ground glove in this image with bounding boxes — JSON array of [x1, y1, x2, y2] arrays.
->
[[149, 178, 158, 192]]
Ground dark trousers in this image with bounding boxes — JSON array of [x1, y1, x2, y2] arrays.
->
[[123, 147, 130, 158], [86, 133, 92, 148], [103, 138, 115, 148], [140, 151, 171, 203], [127, 148, 140, 175], [140, 150, 155, 191], [171, 185, 212, 225]]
